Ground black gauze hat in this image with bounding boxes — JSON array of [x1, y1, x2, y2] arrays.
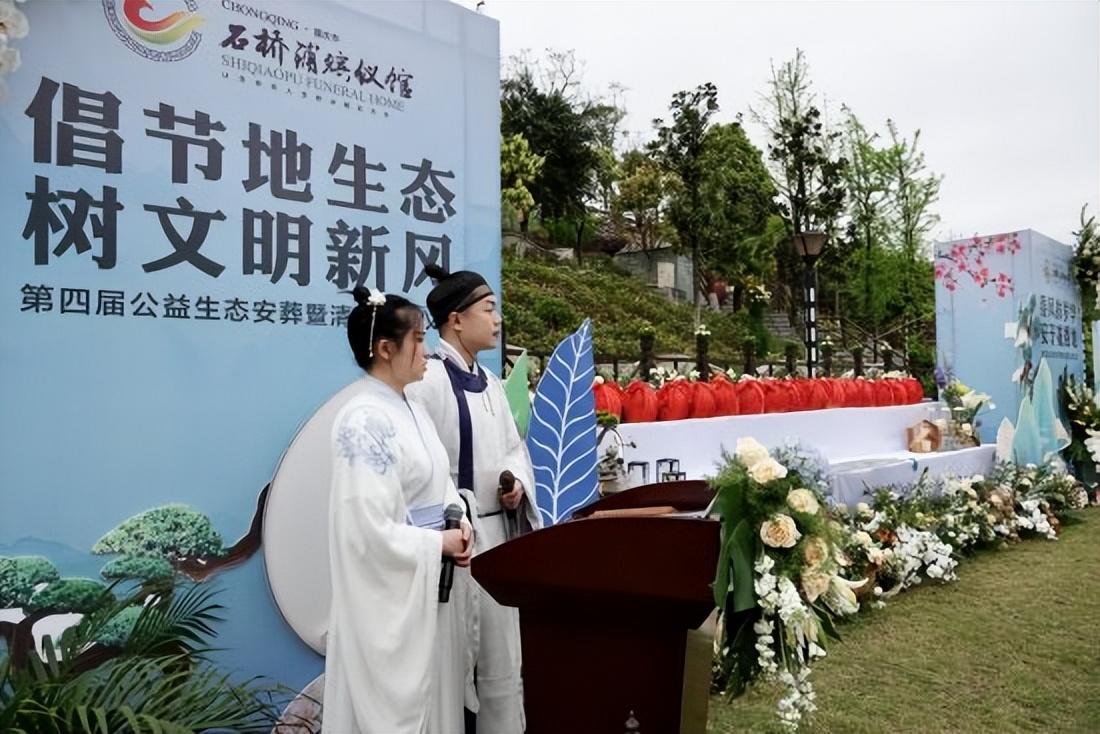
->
[[424, 263, 493, 327]]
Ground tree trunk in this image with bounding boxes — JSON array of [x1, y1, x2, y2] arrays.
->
[[172, 484, 269, 582], [7, 609, 51, 669], [691, 240, 702, 308], [863, 220, 873, 317], [574, 219, 586, 265]]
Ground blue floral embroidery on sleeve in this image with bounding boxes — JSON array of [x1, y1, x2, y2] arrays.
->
[[337, 407, 398, 474]]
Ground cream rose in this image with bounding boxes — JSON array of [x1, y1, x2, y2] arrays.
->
[[800, 570, 831, 602], [787, 488, 820, 515], [852, 530, 873, 547], [760, 513, 801, 548], [856, 501, 872, 517], [748, 458, 788, 484], [735, 437, 771, 468], [802, 536, 829, 567]]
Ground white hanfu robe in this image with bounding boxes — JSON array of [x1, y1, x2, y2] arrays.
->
[[407, 340, 541, 734], [323, 374, 469, 734]]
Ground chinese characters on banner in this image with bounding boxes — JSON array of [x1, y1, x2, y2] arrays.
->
[[17, 74, 457, 327], [220, 22, 414, 100]]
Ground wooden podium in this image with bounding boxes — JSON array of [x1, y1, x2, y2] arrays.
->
[[472, 481, 719, 733]]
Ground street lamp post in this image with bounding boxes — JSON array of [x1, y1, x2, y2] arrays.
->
[[792, 231, 827, 377]]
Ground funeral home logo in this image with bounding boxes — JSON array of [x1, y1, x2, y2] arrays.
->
[[103, 0, 204, 62]]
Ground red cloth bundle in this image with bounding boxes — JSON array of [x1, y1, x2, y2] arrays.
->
[[689, 380, 719, 419], [902, 377, 925, 403], [657, 379, 695, 421], [737, 380, 766, 414], [808, 379, 830, 411], [593, 378, 623, 419], [620, 380, 658, 423], [763, 380, 791, 413], [710, 375, 740, 416], [873, 380, 894, 407]]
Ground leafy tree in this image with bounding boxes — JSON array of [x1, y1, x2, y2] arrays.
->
[[753, 50, 847, 314], [1072, 205, 1098, 385], [501, 132, 544, 232], [92, 504, 225, 562], [755, 50, 847, 234], [842, 110, 892, 322], [100, 555, 175, 583], [884, 119, 942, 360], [612, 149, 678, 253], [25, 578, 112, 615], [0, 556, 59, 608], [698, 121, 778, 300], [501, 51, 608, 261], [93, 605, 145, 647], [501, 132, 544, 233], [650, 82, 720, 305]]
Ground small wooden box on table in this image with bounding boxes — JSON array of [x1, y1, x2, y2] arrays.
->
[[472, 482, 718, 734]]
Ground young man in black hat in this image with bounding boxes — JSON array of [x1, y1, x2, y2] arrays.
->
[[407, 264, 539, 734]]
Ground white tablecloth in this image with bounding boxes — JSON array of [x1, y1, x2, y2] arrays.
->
[[827, 445, 997, 507], [617, 403, 934, 481]]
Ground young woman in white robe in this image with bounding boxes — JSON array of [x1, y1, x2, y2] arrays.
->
[[406, 266, 540, 734], [323, 287, 475, 734]]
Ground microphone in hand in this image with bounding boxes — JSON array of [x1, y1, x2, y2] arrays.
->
[[439, 503, 464, 603]]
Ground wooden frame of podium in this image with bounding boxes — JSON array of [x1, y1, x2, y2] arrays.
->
[[472, 481, 719, 733]]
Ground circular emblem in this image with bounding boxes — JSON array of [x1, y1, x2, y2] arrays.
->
[[102, 0, 204, 62]]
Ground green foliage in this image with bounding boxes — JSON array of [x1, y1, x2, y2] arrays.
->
[[613, 149, 680, 252], [100, 556, 174, 583], [753, 49, 847, 317], [500, 50, 622, 255], [91, 505, 225, 561], [698, 122, 778, 286], [0, 584, 281, 732], [536, 214, 601, 250], [0, 557, 60, 608], [650, 83, 720, 296], [26, 579, 112, 615], [500, 132, 544, 222], [1072, 205, 1099, 385], [755, 49, 847, 235], [93, 605, 145, 648], [502, 254, 748, 362], [842, 110, 893, 319]]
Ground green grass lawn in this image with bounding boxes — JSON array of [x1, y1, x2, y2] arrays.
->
[[708, 508, 1100, 733]]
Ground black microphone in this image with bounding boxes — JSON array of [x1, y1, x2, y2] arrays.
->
[[439, 503, 464, 603]]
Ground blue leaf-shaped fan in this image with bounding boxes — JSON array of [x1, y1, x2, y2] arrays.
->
[[527, 319, 599, 526]]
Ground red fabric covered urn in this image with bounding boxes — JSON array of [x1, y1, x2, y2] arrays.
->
[[887, 380, 908, 406], [873, 380, 894, 407], [821, 378, 844, 409], [710, 375, 740, 416], [592, 377, 623, 419], [620, 380, 658, 423], [858, 379, 875, 407], [902, 377, 925, 404], [657, 379, 695, 421], [763, 380, 791, 413], [690, 380, 718, 419], [808, 379, 830, 411], [737, 379, 766, 414]]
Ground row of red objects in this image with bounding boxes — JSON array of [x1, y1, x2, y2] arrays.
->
[[594, 376, 926, 424]]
